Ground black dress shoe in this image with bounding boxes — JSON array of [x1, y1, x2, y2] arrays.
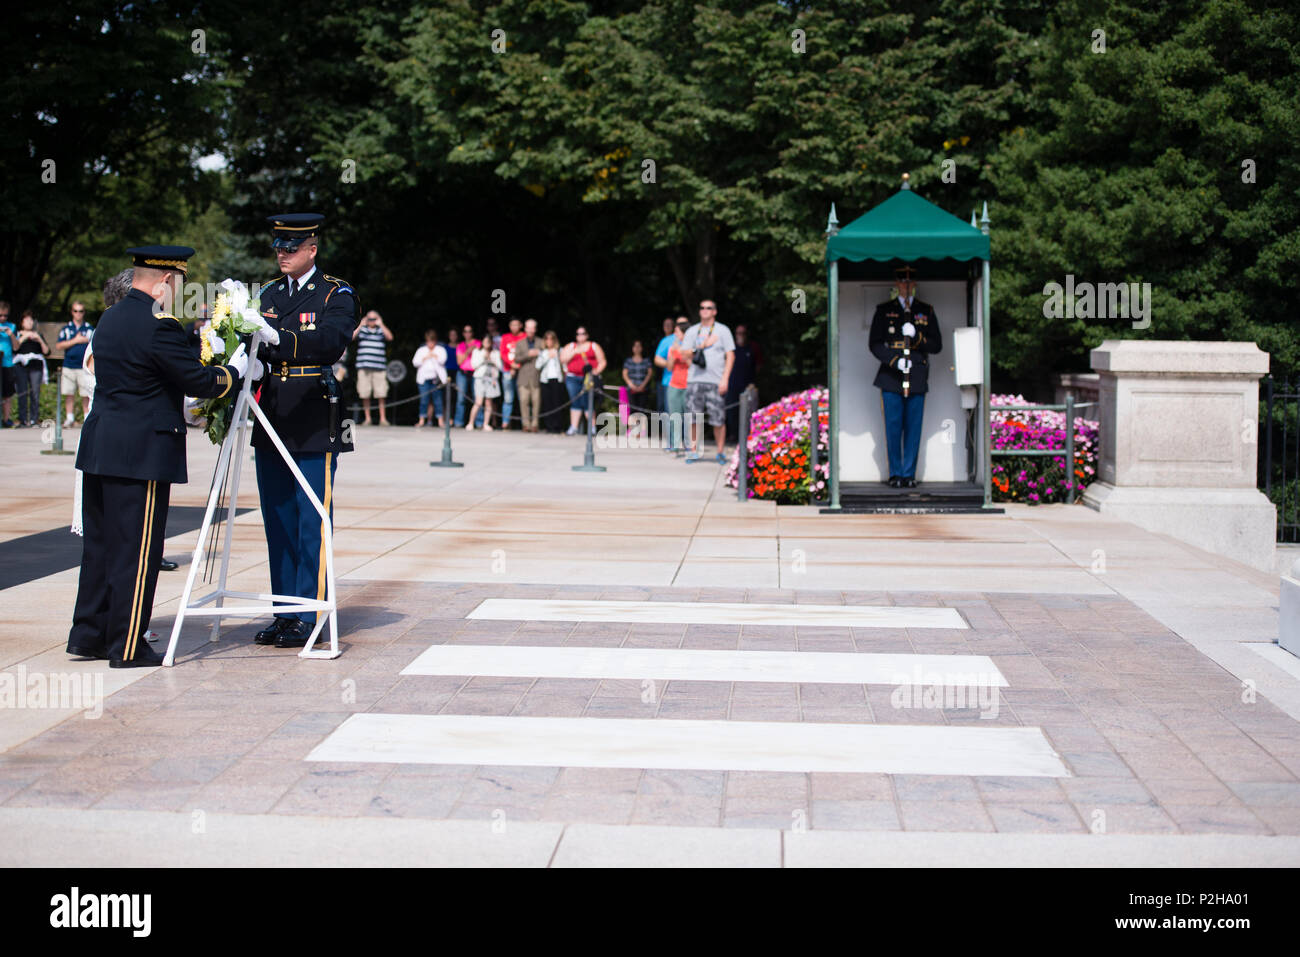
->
[[159, 558, 178, 571], [109, 646, 165, 668], [254, 617, 292, 645], [67, 644, 108, 660], [903, 477, 917, 488], [274, 618, 314, 648], [887, 476, 901, 488]]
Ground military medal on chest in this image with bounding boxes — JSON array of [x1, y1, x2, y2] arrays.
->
[[299, 312, 316, 331]]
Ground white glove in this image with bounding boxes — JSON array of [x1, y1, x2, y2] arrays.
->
[[901, 321, 916, 339], [897, 356, 912, 374], [245, 309, 280, 347], [250, 357, 264, 382], [221, 277, 251, 314], [205, 327, 226, 355], [227, 342, 248, 379]]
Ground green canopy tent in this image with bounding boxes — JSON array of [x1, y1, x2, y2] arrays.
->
[[823, 179, 994, 510]]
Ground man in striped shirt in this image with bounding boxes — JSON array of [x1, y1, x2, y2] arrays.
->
[[352, 309, 393, 425]]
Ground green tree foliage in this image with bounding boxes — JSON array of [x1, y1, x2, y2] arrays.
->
[[0, 2, 224, 318], [989, 0, 1300, 392]]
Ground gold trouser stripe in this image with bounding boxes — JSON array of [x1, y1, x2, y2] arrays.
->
[[315, 453, 333, 622], [124, 480, 156, 660]]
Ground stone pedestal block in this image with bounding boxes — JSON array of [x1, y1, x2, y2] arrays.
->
[[1082, 340, 1275, 571], [1280, 559, 1300, 659]]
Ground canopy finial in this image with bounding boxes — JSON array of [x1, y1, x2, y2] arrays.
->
[[980, 200, 990, 235], [900, 172, 911, 191], [825, 202, 840, 236]]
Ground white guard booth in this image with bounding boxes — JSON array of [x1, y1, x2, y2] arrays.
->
[[823, 180, 996, 511]]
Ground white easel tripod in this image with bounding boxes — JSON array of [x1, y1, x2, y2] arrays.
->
[[163, 339, 340, 666]]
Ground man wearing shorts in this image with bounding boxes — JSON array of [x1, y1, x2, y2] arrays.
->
[[680, 299, 735, 464], [56, 301, 94, 426], [352, 309, 392, 425]]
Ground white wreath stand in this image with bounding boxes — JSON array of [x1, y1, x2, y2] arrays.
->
[[163, 341, 340, 666]]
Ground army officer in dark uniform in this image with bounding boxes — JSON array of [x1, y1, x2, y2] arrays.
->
[[68, 246, 247, 667], [868, 265, 943, 488], [248, 213, 359, 648]]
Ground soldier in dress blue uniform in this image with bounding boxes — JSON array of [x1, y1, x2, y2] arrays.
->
[[67, 246, 247, 667], [869, 265, 943, 488], [248, 213, 359, 648]]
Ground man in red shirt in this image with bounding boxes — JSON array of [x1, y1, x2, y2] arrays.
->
[[498, 317, 525, 431]]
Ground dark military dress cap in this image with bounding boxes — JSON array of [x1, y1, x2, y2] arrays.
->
[[267, 213, 325, 250], [126, 245, 196, 274]]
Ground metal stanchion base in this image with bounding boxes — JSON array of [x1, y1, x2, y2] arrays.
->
[[431, 382, 463, 467], [40, 450, 75, 456], [572, 464, 606, 472]]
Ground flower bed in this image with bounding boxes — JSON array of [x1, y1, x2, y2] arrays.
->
[[990, 393, 1097, 503], [727, 388, 1098, 505], [725, 386, 828, 504]]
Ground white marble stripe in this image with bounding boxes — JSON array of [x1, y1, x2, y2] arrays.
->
[[309, 714, 1069, 777], [402, 644, 1007, 687], [467, 598, 967, 630]]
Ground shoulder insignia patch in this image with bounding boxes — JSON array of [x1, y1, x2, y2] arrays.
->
[[324, 275, 355, 294], [322, 274, 355, 303], [156, 312, 180, 323]]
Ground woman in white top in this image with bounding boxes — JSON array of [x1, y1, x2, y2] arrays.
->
[[412, 329, 448, 427], [537, 329, 567, 435], [466, 338, 502, 431]]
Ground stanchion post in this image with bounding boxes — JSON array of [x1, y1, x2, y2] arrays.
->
[[430, 377, 463, 468], [737, 387, 751, 501], [41, 365, 74, 456], [1065, 392, 1075, 505], [573, 379, 606, 472]]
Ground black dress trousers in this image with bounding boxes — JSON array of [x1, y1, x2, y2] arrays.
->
[[68, 473, 171, 660]]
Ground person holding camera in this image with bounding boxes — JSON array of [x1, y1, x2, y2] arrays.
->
[[679, 300, 735, 464], [352, 309, 393, 426], [466, 337, 503, 431], [561, 327, 606, 435], [412, 328, 448, 427], [868, 264, 943, 488]]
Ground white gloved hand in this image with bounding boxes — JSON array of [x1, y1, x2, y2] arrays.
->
[[220, 277, 250, 314], [205, 327, 226, 355], [227, 342, 249, 379], [245, 309, 280, 347], [249, 357, 264, 382], [897, 356, 912, 374], [901, 321, 916, 339]]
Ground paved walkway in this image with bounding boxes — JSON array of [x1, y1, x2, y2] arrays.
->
[[1, 425, 1297, 865]]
